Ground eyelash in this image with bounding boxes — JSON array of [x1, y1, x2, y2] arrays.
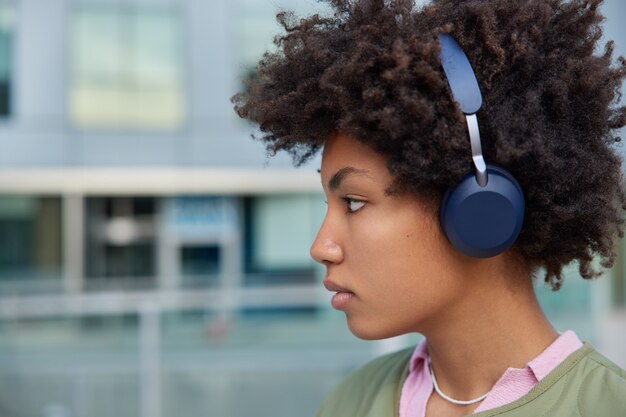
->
[[324, 197, 366, 214]]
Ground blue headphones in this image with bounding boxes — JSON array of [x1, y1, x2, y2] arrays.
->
[[437, 33, 525, 258]]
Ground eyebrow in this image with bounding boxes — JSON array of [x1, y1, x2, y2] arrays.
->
[[317, 166, 373, 192]]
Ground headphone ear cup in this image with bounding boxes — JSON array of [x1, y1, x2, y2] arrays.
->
[[440, 163, 525, 258]]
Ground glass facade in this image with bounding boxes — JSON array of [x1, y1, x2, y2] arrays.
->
[[0, 196, 63, 293], [81, 194, 323, 291], [70, 4, 185, 130]]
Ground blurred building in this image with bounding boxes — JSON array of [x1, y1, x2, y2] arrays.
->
[[0, 1, 623, 417]]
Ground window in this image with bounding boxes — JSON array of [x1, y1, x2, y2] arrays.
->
[[70, 4, 185, 131], [243, 194, 324, 285], [0, 196, 63, 291], [160, 196, 241, 290], [180, 245, 221, 288], [0, 2, 15, 117], [85, 197, 157, 290]]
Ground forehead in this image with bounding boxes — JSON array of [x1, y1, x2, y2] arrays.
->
[[319, 132, 394, 194], [321, 132, 389, 174]]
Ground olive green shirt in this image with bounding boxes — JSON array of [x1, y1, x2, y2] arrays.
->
[[316, 342, 626, 417]]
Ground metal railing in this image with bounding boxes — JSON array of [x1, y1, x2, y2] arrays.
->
[[0, 283, 413, 417]]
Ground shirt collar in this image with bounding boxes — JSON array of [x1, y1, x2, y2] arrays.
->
[[407, 330, 583, 380], [408, 338, 429, 373], [526, 329, 583, 381]]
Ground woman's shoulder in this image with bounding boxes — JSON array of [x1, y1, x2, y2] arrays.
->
[[315, 346, 414, 417], [576, 347, 626, 416], [491, 343, 626, 417], [583, 347, 626, 378]]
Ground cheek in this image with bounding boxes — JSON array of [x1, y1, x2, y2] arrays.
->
[[350, 204, 459, 305], [353, 205, 441, 270], [340, 202, 469, 338]]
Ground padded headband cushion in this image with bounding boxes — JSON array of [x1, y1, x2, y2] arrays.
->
[[437, 33, 483, 115]]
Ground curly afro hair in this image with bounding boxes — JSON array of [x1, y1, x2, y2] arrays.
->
[[231, 0, 626, 291]]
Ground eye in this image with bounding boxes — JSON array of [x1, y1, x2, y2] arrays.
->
[[322, 198, 366, 214], [342, 197, 366, 214]]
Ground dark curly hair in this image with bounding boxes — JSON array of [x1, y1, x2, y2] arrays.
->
[[231, 0, 626, 291]]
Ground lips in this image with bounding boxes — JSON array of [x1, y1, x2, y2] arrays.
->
[[323, 279, 353, 294], [323, 279, 355, 310]]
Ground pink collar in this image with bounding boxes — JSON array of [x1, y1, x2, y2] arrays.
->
[[401, 330, 584, 414], [409, 330, 583, 381]]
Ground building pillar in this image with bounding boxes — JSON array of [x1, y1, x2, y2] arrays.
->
[[63, 194, 84, 294]]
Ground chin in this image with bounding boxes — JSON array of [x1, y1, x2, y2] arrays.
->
[[346, 317, 403, 341]]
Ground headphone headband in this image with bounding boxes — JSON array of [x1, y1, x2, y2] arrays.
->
[[438, 33, 487, 186], [437, 33, 483, 115]]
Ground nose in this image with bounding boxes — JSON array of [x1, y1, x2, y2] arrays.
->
[[310, 217, 344, 265]]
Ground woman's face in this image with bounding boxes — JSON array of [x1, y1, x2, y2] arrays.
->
[[310, 132, 469, 340]]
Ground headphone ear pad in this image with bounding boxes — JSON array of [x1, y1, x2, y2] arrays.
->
[[440, 164, 525, 258]]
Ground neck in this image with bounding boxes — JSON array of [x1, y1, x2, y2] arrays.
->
[[420, 261, 559, 402]]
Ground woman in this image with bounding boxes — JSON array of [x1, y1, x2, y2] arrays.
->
[[232, 0, 626, 415]]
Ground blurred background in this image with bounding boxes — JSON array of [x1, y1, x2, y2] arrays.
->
[[0, 0, 623, 416]]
